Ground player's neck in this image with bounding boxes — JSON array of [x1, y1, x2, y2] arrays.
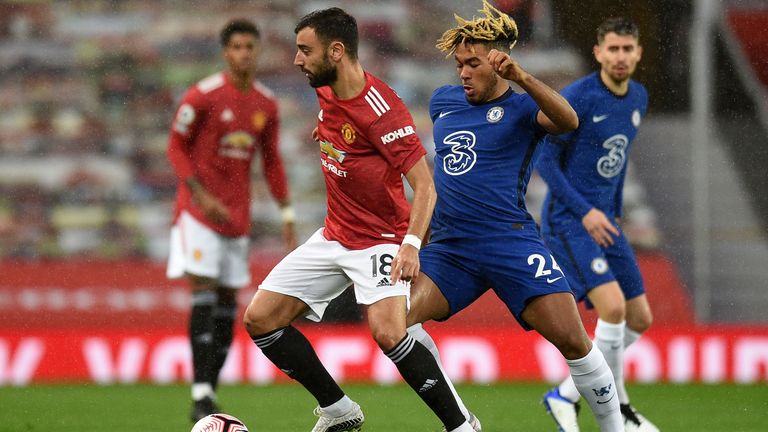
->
[[227, 70, 255, 92], [330, 62, 366, 100], [599, 70, 629, 96]]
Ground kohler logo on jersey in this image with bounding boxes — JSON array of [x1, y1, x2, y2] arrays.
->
[[380, 125, 415, 144]]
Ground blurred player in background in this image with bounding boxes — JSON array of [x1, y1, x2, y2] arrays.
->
[[243, 7, 476, 432], [404, 2, 623, 431], [537, 17, 658, 432], [166, 18, 297, 422]]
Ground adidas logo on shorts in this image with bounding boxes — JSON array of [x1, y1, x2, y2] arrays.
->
[[376, 277, 391, 287]]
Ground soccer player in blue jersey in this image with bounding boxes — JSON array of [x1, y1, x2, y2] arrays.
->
[[404, 2, 623, 431], [537, 17, 659, 432]]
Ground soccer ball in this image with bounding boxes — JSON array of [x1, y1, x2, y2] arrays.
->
[[191, 413, 249, 432]]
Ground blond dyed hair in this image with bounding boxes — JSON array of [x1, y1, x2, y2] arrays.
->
[[436, 0, 519, 56]]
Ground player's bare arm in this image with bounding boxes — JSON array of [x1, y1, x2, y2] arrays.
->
[[186, 177, 231, 224], [277, 200, 298, 251], [582, 207, 620, 247], [391, 156, 436, 284], [488, 49, 578, 135]]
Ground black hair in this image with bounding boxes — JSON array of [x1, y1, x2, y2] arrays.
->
[[294, 7, 359, 60], [597, 17, 639, 43], [220, 19, 260, 47]]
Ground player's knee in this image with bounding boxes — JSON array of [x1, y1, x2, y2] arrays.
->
[[600, 302, 626, 323], [370, 327, 405, 352], [555, 332, 592, 360], [243, 303, 277, 336], [188, 274, 217, 292], [628, 309, 653, 333]]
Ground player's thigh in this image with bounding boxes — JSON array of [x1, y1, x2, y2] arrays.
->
[[418, 240, 486, 320], [258, 229, 351, 322], [485, 232, 573, 330], [167, 211, 223, 281], [244, 289, 310, 334], [521, 292, 591, 360], [219, 235, 251, 289], [585, 281, 626, 323], [406, 272, 450, 326], [366, 295, 408, 350], [544, 227, 616, 303]]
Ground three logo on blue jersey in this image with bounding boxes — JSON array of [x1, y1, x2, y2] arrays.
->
[[442, 131, 477, 176], [596, 134, 629, 178]]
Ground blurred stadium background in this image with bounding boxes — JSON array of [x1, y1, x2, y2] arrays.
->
[[1, 0, 767, 430]]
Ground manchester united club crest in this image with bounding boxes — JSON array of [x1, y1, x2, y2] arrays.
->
[[252, 111, 267, 131], [341, 123, 356, 144]]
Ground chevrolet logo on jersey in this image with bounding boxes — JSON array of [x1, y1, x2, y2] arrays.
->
[[220, 131, 255, 160], [319, 140, 347, 163], [221, 131, 255, 148]]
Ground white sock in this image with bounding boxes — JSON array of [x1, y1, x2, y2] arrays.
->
[[407, 323, 470, 420], [448, 422, 474, 432], [557, 373, 581, 403], [621, 325, 642, 404], [624, 326, 641, 348], [567, 344, 622, 431], [594, 319, 627, 404], [557, 320, 629, 404], [191, 382, 215, 401], [322, 395, 353, 417]]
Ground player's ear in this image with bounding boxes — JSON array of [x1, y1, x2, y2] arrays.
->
[[592, 44, 601, 63], [328, 40, 345, 62]]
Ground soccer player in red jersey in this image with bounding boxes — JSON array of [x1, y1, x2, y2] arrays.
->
[[166, 19, 297, 422], [243, 8, 475, 432]]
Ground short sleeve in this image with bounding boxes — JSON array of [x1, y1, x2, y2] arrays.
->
[[369, 100, 426, 175]]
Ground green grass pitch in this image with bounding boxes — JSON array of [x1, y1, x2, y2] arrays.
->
[[2, 383, 766, 431]]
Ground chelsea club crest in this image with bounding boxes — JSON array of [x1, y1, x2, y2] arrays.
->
[[486, 106, 504, 123]]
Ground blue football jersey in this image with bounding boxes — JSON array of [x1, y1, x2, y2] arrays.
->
[[538, 72, 648, 232], [429, 85, 547, 242]]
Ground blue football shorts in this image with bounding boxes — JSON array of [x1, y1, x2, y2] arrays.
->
[[542, 221, 645, 308], [419, 224, 573, 330]]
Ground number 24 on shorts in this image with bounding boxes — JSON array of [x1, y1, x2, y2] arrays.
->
[[527, 253, 564, 283]]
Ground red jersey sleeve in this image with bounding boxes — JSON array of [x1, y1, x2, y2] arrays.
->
[[167, 87, 207, 181], [259, 100, 289, 202], [367, 100, 426, 175]]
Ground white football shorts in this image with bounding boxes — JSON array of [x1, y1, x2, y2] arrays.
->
[[258, 228, 409, 322], [166, 210, 250, 288]]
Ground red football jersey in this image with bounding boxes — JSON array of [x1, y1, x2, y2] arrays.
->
[[167, 72, 288, 237], [316, 72, 426, 250]]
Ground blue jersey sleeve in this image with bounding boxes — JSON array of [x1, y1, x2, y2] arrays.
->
[[429, 85, 453, 123], [537, 135, 594, 218]]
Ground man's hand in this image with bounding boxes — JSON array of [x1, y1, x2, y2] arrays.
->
[[187, 178, 230, 224], [582, 208, 620, 247], [488, 48, 528, 83], [391, 244, 420, 285]]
